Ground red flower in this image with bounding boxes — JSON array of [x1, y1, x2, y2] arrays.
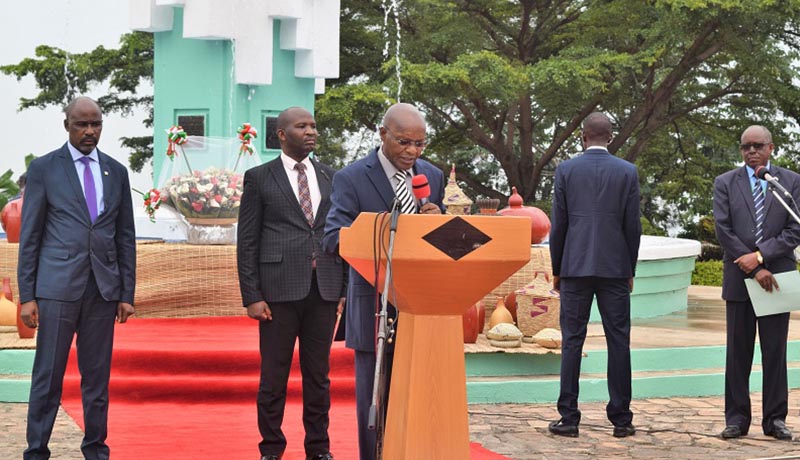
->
[[214, 195, 223, 203], [191, 202, 204, 212]]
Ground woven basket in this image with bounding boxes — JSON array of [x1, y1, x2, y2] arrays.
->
[[481, 245, 552, 320], [515, 271, 560, 337]]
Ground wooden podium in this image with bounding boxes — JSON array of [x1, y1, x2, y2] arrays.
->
[[340, 213, 530, 460]]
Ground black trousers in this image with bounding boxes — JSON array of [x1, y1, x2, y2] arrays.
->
[[725, 299, 789, 433], [354, 349, 394, 460], [257, 276, 338, 457], [25, 273, 117, 460], [557, 276, 633, 427]]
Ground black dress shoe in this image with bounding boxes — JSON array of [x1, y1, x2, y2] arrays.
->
[[721, 425, 745, 439], [260, 455, 282, 460], [613, 423, 636, 438], [765, 420, 793, 440], [306, 453, 334, 460], [548, 419, 579, 437]]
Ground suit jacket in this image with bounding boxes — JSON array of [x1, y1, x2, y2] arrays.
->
[[549, 147, 641, 279], [17, 143, 136, 304], [322, 146, 445, 352], [237, 156, 345, 306], [713, 165, 800, 301]]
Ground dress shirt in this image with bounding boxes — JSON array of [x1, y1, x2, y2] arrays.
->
[[745, 162, 770, 195], [280, 152, 321, 217], [67, 142, 105, 216]]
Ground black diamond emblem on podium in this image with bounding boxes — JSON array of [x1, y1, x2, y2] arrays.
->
[[422, 217, 492, 261]]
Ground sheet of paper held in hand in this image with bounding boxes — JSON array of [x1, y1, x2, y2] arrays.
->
[[745, 270, 800, 317]]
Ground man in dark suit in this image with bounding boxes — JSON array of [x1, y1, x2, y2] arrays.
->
[[713, 125, 800, 441], [322, 103, 445, 460], [18, 96, 136, 460], [548, 112, 641, 439], [237, 107, 346, 460]]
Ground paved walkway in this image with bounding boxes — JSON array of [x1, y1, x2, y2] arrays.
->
[[4, 391, 800, 459]]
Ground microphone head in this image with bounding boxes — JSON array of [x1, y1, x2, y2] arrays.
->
[[755, 165, 770, 180], [411, 174, 431, 200]]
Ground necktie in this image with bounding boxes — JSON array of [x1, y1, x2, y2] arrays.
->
[[753, 174, 765, 244], [295, 163, 314, 226], [79, 156, 98, 223], [393, 170, 416, 214]]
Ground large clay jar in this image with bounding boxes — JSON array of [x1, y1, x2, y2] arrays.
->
[[462, 303, 480, 344], [505, 291, 518, 323], [0, 292, 15, 326], [16, 302, 35, 339], [1, 196, 23, 243], [497, 187, 550, 244], [2, 277, 12, 302], [488, 296, 514, 330]]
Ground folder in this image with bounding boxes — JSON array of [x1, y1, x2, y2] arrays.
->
[[745, 270, 800, 317]]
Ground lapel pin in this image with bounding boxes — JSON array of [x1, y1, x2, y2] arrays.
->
[[104, 171, 109, 176]]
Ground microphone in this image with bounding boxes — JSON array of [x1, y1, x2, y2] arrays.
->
[[411, 174, 431, 208], [755, 166, 792, 198]]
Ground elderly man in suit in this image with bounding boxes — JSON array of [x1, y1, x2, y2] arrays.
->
[[322, 103, 444, 460], [548, 112, 641, 439], [237, 107, 346, 460], [18, 96, 136, 460], [713, 125, 800, 441]]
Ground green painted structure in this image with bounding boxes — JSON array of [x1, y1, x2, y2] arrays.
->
[[151, 9, 316, 184]]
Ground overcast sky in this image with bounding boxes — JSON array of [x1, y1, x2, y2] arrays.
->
[[0, 0, 154, 193]]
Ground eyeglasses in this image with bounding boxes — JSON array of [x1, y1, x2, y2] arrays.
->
[[739, 142, 768, 151], [382, 126, 426, 150]]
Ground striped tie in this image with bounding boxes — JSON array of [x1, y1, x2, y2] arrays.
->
[[393, 170, 416, 214], [753, 174, 765, 244]]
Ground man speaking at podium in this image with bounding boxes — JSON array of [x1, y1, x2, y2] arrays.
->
[[323, 103, 444, 460], [713, 125, 800, 441]]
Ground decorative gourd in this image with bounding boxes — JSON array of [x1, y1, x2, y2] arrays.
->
[[497, 187, 550, 244]]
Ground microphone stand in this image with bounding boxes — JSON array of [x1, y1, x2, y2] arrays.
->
[[767, 185, 800, 225], [368, 199, 401, 460]]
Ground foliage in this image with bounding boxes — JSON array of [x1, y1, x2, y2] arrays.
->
[[1, 32, 154, 172], [0, 170, 20, 210], [319, 0, 800, 234], [691, 259, 723, 286]]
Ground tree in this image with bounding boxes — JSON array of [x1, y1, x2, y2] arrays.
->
[[1, 32, 154, 172], [317, 0, 800, 233]]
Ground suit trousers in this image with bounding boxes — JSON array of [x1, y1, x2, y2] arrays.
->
[[25, 273, 117, 460], [257, 276, 337, 457], [354, 349, 394, 460], [558, 276, 633, 426], [725, 300, 789, 433]]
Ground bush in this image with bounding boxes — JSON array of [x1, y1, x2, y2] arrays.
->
[[692, 260, 723, 286]]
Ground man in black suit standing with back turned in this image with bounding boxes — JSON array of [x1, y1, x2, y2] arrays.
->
[[714, 125, 800, 441], [237, 107, 346, 460], [548, 112, 641, 439]]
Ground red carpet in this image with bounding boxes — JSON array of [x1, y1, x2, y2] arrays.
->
[[60, 316, 508, 460]]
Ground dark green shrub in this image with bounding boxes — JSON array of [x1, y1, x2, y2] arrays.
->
[[692, 260, 723, 286]]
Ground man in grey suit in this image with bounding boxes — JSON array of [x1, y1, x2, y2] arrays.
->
[[322, 103, 445, 460], [548, 112, 641, 438], [714, 125, 800, 440], [237, 107, 346, 460], [18, 96, 136, 460]]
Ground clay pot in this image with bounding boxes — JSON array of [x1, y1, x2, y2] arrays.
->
[[488, 296, 514, 330], [462, 303, 481, 344], [1, 196, 23, 243], [2, 277, 11, 302], [16, 302, 35, 339], [477, 300, 486, 334], [505, 291, 518, 323], [0, 292, 15, 326], [497, 187, 550, 244]]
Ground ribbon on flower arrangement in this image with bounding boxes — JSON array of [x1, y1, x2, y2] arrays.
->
[[238, 123, 258, 155], [133, 188, 163, 223], [166, 125, 194, 173]]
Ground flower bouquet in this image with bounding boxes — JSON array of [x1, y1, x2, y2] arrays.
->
[[154, 124, 261, 243]]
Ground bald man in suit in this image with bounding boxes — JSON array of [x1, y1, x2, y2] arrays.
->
[[19, 96, 136, 460]]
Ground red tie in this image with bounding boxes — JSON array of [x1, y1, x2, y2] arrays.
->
[[295, 163, 314, 226]]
